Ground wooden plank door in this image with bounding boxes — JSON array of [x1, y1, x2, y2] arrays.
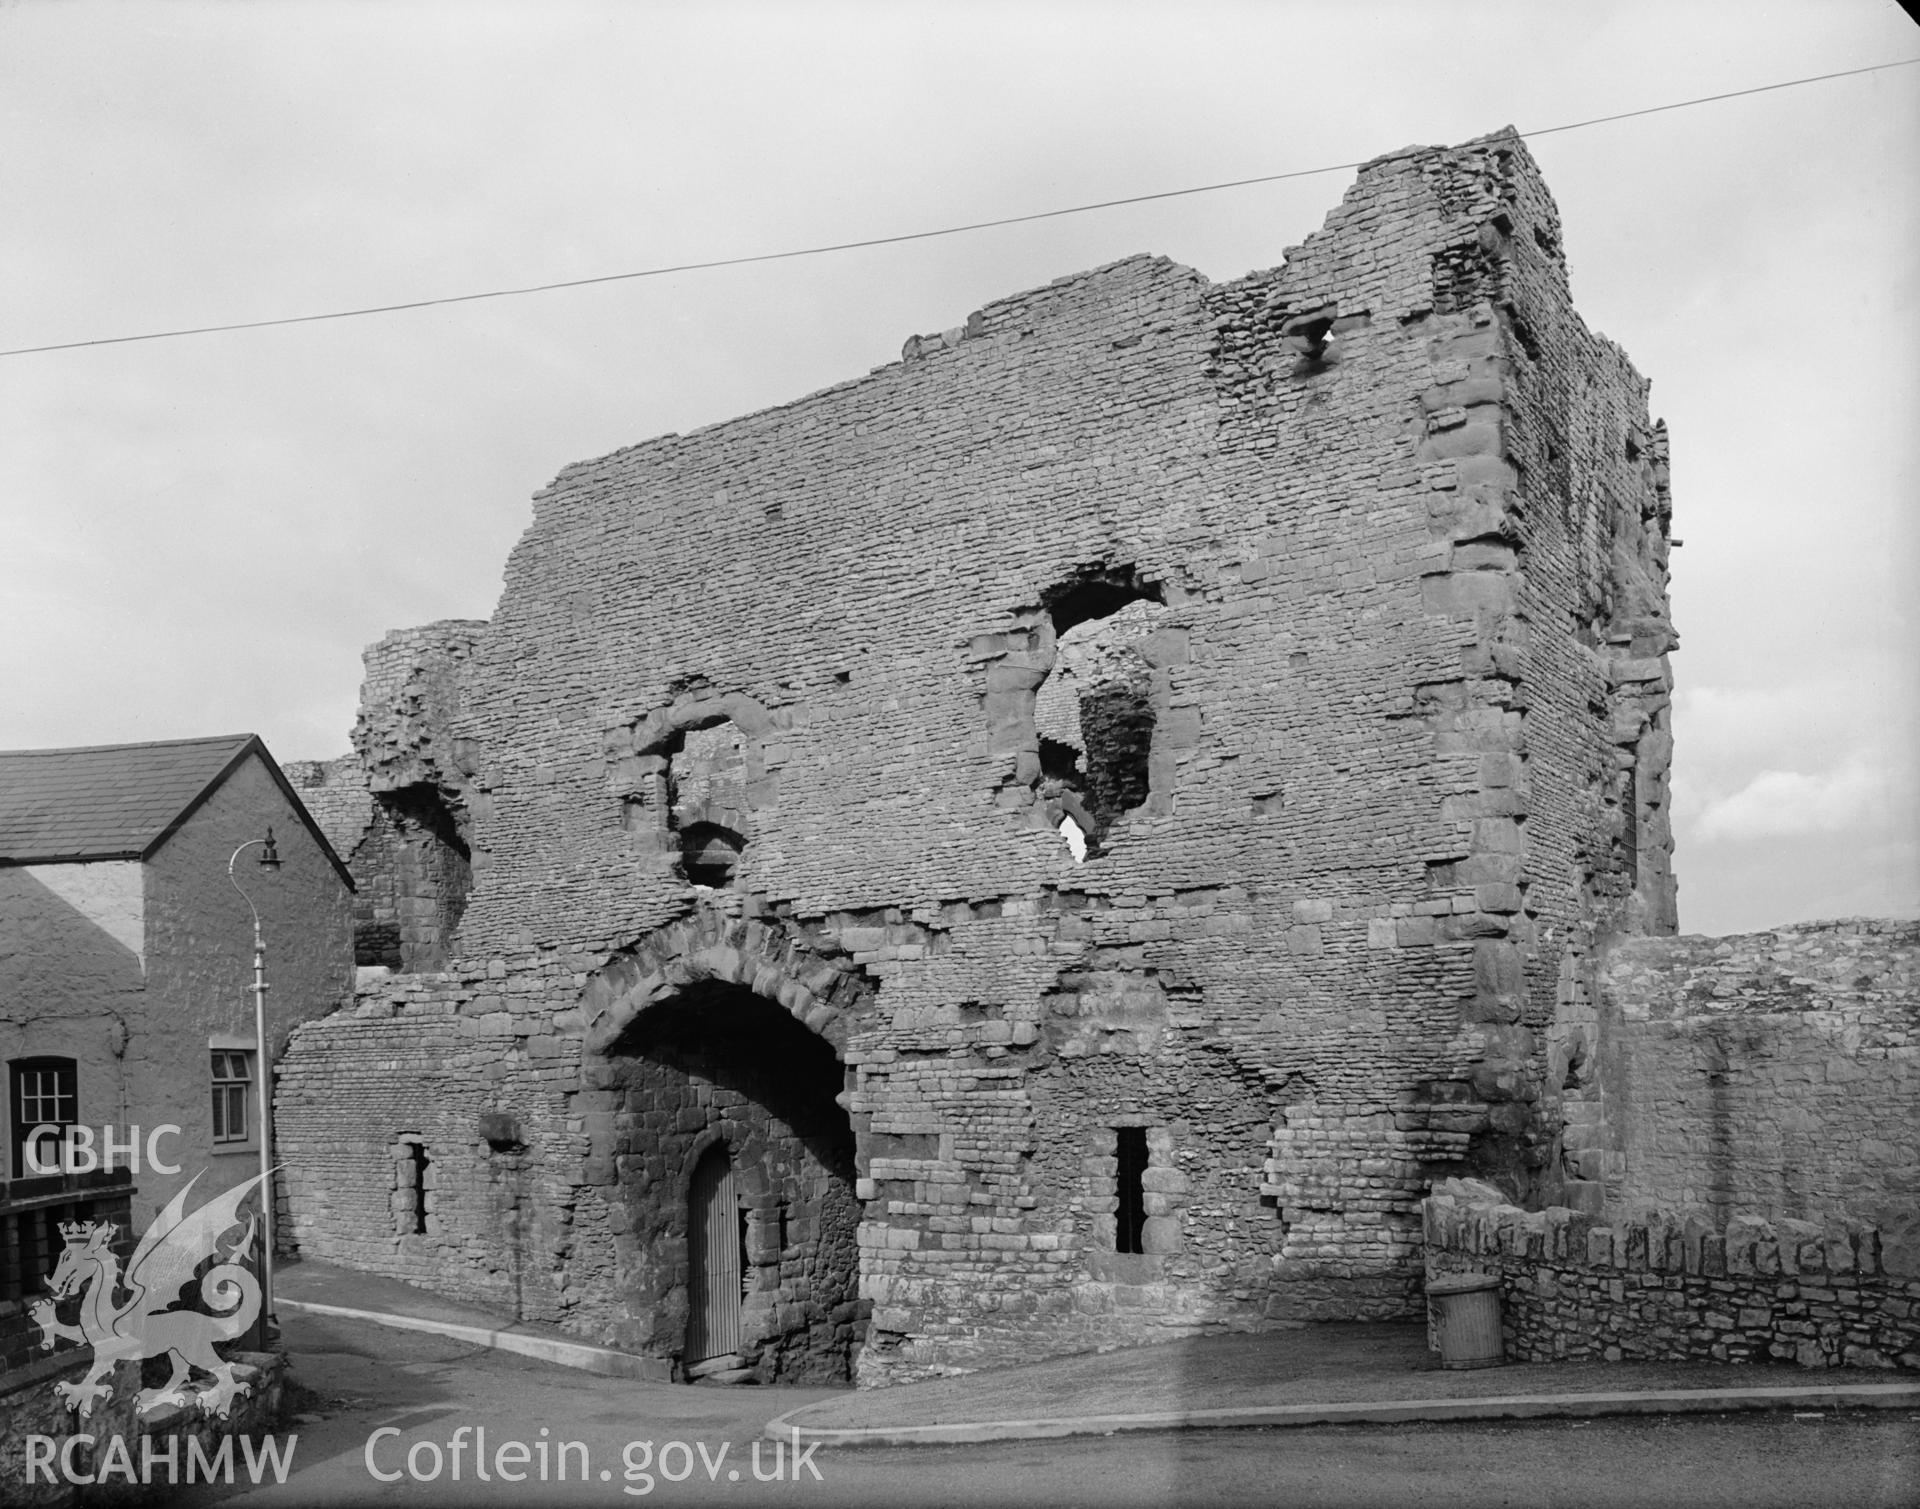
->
[[686, 1145, 743, 1363]]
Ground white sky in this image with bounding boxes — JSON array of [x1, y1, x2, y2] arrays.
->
[[2, 1, 1915, 937]]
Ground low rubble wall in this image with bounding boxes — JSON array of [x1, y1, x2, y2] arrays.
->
[[1422, 1184, 1920, 1370]]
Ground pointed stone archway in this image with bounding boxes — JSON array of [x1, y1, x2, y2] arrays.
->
[[581, 910, 866, 1059], [576, 908, 872, 1383]]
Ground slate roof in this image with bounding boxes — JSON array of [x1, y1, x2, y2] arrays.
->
[[0, 734, 354, 885]]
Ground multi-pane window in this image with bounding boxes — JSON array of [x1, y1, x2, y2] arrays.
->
[[9, 1057, 78, 1177], [211, 1050, 253, 1144]]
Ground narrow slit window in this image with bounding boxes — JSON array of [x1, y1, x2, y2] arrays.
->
[[411, 1143, 431, 1234], [396, 1138, 432, 1235], [1115, 1127, 1148, 1254]]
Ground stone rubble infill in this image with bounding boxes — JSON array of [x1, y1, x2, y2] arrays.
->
[[766, 1383, 1920, 1449]]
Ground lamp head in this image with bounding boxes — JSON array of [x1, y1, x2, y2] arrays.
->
[[258, 827, 282, 871]]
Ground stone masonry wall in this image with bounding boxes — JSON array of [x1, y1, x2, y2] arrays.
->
[[277, 968, 581, 1320], [1424, 1182, 1920, 1370], [354, 623, 484, 973], [277, 132, 1677, 1384], [288, 626, 488, 973], [281, 757, 373, 866], [284, 755, 396, 969], [1587, 920, 1919, 1231], [351, 622, 487, 813]]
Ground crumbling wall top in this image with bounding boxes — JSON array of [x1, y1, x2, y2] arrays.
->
[[351, 619, 487, 804], [1601, 919, 1920, 1027]]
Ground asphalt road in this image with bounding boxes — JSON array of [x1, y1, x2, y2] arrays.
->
[[89, 1309, 1919, 1509]]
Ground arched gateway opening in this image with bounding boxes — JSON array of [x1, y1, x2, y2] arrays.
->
[[595, 976, 862, 1384]]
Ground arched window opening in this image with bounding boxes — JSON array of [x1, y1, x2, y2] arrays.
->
[[1030, 565, 1169, 858], [660, 720, 752, 889], [607, 693, 778, 889], [679, 822, 746, 889]]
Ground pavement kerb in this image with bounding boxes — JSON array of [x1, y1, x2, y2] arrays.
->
[[763, 1382, 1920, 1449], [277, 1297, 671, 1382]]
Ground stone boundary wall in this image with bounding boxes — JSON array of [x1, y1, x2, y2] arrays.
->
[[1585, 920, 1919, 1228], [0, 1351, 287, 1507], [1422, 1185, 1920, 1370]]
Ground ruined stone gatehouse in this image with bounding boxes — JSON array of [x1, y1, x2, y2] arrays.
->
[[276, 130, 1686, 1385]]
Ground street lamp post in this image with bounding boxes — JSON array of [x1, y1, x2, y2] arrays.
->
[[228, 827, 282, 1349]]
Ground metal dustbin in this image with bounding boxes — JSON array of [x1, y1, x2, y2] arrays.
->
[[1427, 1272, 1503, 1369]]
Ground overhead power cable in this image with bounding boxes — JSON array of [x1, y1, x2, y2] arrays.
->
[[3, 56, 1915, 360]]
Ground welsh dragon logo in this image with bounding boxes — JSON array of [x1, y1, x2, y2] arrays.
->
[[30, 1170, 267, 1420]]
